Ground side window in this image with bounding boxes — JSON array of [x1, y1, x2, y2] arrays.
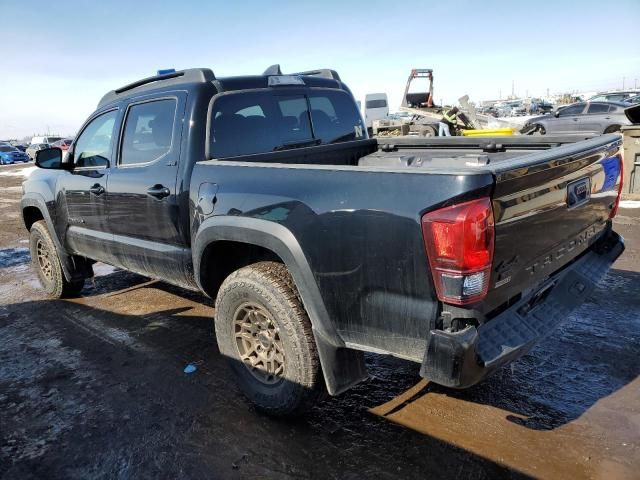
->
[[587, 103, 610, 114], [558, 104, 585, 116], [120, 99, 176, 166], [74, 110, 117, 168]]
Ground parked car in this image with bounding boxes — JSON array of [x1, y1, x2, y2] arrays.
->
[[52, 138, 73, 152], [26, 143, 51, 160], [623, 94, 640, 105], [524, 101, 631, 135], [13, 144, 28, 152], [589, 91, 640, 103], [23, 67, 624, 416], [0, 145, 30, 164]]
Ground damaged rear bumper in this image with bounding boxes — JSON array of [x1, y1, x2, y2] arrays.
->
[[420, 229, 625, 388]]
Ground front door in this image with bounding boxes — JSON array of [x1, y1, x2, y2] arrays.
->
[[553, 103, 585, 133], [106, 94, 189, 283], [59, 109, 118, 263]]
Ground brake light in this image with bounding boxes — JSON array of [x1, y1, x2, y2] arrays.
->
[[422, 197, 495, 305], [609, 153, 623, 219]]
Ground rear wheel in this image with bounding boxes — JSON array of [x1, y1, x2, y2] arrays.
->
[[29, 220, 84, 298], [604, 125, 621, 134], [214, 261, 325, 416], [418, 125, 437, 137]]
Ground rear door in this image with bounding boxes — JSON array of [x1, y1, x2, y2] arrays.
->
[[106, 93, 189, 282], [581, 102, 611, 133]]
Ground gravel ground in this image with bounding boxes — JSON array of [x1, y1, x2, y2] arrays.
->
[[0, 162, 638, 479]]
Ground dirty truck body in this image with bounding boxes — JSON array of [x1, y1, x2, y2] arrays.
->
[[22, 67, 624, 415]]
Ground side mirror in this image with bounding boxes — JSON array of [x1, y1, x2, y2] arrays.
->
[[35, 147, 63, 169]]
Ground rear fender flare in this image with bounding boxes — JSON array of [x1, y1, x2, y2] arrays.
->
[[193, 216, 368, 395]]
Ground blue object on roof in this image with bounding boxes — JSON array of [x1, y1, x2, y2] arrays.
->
[[184, 364, 197, 374], [157, 68, 176, 75]]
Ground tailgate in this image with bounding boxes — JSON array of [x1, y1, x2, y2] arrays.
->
[[484, 134, 623, 313]]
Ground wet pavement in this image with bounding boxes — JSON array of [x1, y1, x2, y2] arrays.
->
[[1, 162, 638, 479]]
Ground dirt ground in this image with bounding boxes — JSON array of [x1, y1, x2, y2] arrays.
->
[[1, 162, 638, 479]]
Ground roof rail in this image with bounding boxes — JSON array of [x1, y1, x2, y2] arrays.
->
[[262, 64, 341, 82], [98, 68, 215, 108]]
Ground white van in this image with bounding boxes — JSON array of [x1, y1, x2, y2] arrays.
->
[[30, 136, 63, 145], [363, 93, 389, 128]]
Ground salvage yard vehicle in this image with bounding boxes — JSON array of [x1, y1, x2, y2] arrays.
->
[[25, 143, 50, 161], [22, 66, 625, 416], [524, 101, 632, 135], [0, 145, 30, 164]]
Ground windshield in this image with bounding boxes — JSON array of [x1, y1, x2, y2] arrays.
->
[[209, 89, 365, 158], [0, 146, 17, 152]]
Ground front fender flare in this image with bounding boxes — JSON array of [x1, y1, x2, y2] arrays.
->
[[193, 216, 368, 395], [21, 194, 88, 282]]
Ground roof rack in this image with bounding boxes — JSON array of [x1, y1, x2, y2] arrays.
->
[[98, 68, 215, 108], [262, 64, 341, 82]]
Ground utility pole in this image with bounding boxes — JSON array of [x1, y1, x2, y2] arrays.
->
[[622, 76, 625, 90], [511, 80, 515, 98], [635, 78, 638, 89]]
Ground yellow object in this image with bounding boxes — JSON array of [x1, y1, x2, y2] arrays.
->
[[461, 128, 515, 136]]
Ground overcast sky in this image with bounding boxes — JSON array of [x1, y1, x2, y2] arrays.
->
[[1, 0, 639, 139]]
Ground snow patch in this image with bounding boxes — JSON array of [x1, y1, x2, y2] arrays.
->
[[619, 200, 640, 209], [0, 166, 37, 178]]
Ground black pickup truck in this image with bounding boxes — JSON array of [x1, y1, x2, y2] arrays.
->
[[23, 66, 624, 415]]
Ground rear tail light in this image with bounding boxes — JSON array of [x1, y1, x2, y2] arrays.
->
[[609, 153, 623, 219], [422, 197, 495, 305]]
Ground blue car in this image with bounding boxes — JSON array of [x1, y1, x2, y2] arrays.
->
[[0, 145, 31, 164]]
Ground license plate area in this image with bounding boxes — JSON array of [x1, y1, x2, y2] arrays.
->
[[566, 177, 591, 209]]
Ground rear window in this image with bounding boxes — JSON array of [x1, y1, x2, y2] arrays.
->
[[210, 89, 365, 158], [365, 99, 387, 109]]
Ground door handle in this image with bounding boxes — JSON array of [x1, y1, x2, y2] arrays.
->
[[147, 184, 170, 199], [89, 184, 105, 195], [573, 118, 579, 121]]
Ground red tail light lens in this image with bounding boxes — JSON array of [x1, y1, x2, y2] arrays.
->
[[422, 197, 495, 305], [609, 153, 623, 219]]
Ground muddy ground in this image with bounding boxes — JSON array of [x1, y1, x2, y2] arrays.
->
[[0, 162, 638, 479]]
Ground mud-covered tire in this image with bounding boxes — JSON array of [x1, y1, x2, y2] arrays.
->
[[29, 220, 84, 298], [214, 261, 325, 416]]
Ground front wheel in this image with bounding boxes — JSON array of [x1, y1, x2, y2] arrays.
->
[[29, 220, 84, 298], [214, 261, 325, 416]]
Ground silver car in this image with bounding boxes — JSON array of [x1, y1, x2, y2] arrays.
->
[[524, 101, 631, 135]]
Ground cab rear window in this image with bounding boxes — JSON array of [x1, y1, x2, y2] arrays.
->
[[209, 89, 365, 159]]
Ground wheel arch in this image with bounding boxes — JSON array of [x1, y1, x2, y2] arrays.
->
[[193, 216, 368, 395], [21, 194, 90, 282]]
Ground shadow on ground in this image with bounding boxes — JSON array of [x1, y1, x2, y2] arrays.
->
[[1, 268, 638, 479]]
